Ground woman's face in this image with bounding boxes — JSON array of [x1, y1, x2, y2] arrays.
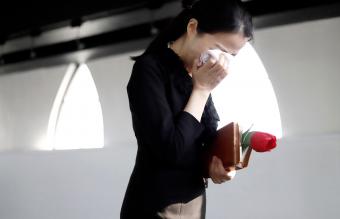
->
[[183, 18, 250, 69]]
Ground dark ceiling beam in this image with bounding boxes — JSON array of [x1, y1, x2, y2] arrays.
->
[[0, 0, 171, 39], [1, 0, 340, 71], [244, 0, 340, 16], [253, 1, 340, 28], [0, 18, 170, 66], [0, 0, 178, 54], [0, 37, 152, 75]]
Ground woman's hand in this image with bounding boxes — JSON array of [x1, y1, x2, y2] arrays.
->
[[183, 53, 229, 122], [209, 156, 236, 184], [191, 53, 229, 92]]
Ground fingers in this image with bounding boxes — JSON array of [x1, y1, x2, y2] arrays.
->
[[192, 58, 199, 72], [219, 53, 226, 67], [200, 51, 229, 72], [199, 57, 216, 73], [212, 67, 228, 85], [210, 57, 227, 83], [210, 156, 234, 184], [194, 53, 229, 91], [223, 53, 231, 69], [212, 175, 231, 184], [210, 56, 226, 73]]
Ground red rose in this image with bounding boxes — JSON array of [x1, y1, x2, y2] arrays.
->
[[242, 130, 277, 152], [250, 132, 277, 152]]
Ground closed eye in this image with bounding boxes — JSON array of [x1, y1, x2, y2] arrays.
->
[[214, 43, 236, 56]]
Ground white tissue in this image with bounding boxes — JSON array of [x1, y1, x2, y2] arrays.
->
[[198, 49, 234, 68], [227, 170, 236, 179]]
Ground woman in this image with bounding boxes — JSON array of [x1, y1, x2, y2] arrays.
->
[[121, 0, 253, 218]]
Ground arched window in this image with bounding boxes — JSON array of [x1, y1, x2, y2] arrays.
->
[[47, 63, 104, 150], [211, 42, 283, 138]]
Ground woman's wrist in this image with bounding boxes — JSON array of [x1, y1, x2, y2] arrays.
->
[[192, 87, 211, 99], [183, 88, 210, 122]]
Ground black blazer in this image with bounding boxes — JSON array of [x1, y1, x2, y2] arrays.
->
[[120, 46, 220, 218]]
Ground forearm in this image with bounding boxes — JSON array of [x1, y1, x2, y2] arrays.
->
[[183, 88, 210, 122]]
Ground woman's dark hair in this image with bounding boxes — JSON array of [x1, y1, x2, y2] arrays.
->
[[130, 0, 253, 61]]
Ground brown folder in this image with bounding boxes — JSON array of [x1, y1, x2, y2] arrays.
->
[[203, 122, 252, 178]]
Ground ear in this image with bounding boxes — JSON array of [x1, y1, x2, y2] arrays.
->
[[186, 18, 198, 38]]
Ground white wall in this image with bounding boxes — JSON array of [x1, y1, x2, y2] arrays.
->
[[207, 134, 340, 219], [0, 51, 141, 219], [87, 54, 137, 148], [0, 16, 340, 219], [0, 146, 136, 219], [0, 65, 68, 150], [253, 17, 340, 137]]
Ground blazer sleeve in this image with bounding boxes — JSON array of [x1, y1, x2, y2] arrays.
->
[[127, 58, 205, 167]]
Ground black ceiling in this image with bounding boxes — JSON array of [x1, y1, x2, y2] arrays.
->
[[1, 0, 340, 41], [0, 0, 340, 69], [0, 0, 169, 41]]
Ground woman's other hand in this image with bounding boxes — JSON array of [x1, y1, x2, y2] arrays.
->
[[191, 53, 229, 92], [208, 156, 236, 184]]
